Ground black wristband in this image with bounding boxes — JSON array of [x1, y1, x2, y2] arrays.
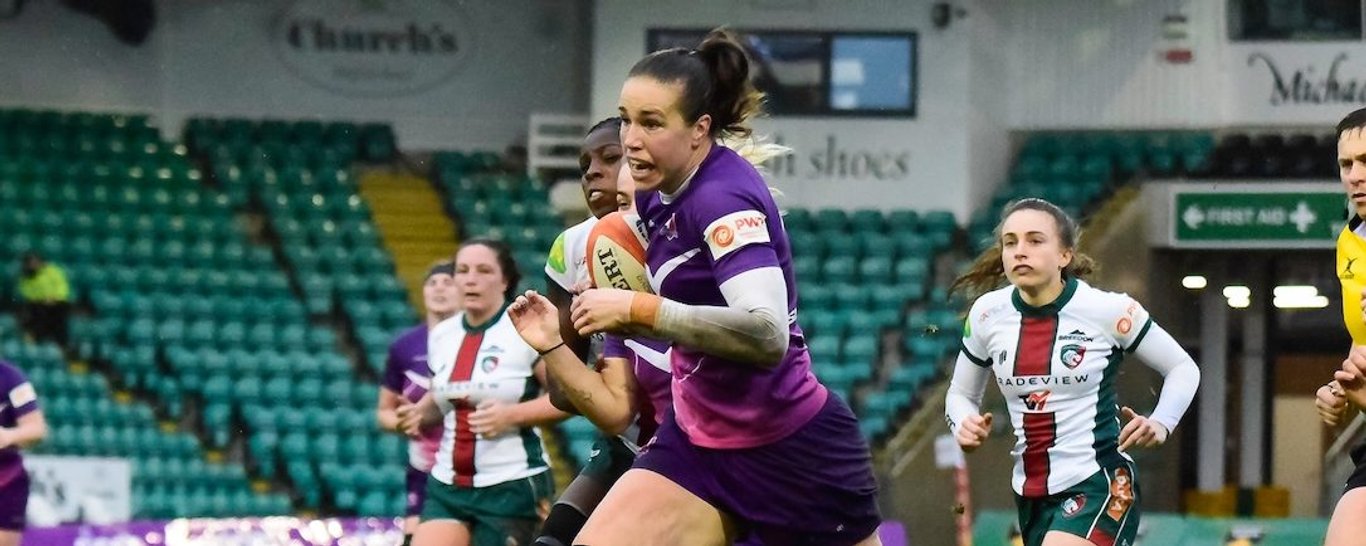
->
[[538, 341, 566, 356]]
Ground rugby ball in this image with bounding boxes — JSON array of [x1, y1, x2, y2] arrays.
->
[[587, 211, 653, 293]]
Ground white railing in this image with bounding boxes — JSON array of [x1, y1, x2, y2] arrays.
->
[[527, 113, 589, 179]]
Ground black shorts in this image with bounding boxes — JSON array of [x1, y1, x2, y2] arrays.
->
[[579, 435, 636, 484], [1347, 443, 1366, 492]]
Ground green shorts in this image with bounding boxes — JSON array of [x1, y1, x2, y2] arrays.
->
[[580, 435, 636, 483], [421, 471, 554, 546], [1014, 462, 1140, 546]]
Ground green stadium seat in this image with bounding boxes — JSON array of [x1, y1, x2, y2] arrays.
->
[[846, 312, 888, 334], [858, 415, 889, 440], [862, 390, 912, 418], [791, 255, 819, 282], [807, 337, 841, 363], [858, 234, 896, 260], [858, 257, 894, 284], [848, 209, 884, 233], [842, 335, 879, 363], [890, 363, 939, 392], [339, 433, 372, 465], [820, 256, 857, 282], [813, 208, 848, 232], [894, 257, 931, 285], [832, 284, 871, 309], [356, 489, 390, 517], [295, 379, 324, 407], [803, 310, 843, 339]]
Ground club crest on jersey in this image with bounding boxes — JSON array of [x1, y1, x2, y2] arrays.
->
[[1020, 390, 1051, 411], [480, 356, 500, 373], [1061, 493, 1087, 519], [1060, 344, 1086, 369], [1345, 257, 1358, 280], [663, 213, 678, 241]]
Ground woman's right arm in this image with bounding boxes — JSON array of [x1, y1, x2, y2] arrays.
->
[[510, 290, 641, 435], [545, 276, 588, 414], [541, 349, 640, 435], [397, 392, 444, 437], [376, 386, 403, 433]]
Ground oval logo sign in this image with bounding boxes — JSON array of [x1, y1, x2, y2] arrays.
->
[[272, 0, 471, 98]]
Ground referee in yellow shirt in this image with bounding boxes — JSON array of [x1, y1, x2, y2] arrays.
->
[[1316, 107, 1366, 546]]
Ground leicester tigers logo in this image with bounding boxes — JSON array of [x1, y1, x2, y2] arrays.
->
[[1060, 343, 1086, 369], [480, 356, 500, 373], [1061, 493, 1087, 519]]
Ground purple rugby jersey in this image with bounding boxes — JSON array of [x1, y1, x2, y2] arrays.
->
[[0, 360, 38, 489], [636, 144, 826, 449], [381, 325, 443, 472], [602, 334, 672, 444]]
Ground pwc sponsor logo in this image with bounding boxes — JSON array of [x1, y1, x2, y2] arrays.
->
[[272, 0, 472, 97], [705, 210, 771, 259]]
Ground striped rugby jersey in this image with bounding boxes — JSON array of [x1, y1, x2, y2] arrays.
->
[[959, 277, 1153, 497], [427, 307, 550, 488]]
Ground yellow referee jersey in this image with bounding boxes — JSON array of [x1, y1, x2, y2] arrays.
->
[[1338, 216, 1366, 344]]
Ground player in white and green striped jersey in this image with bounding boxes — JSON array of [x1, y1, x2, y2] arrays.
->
[[946, 198, 1200, 546]]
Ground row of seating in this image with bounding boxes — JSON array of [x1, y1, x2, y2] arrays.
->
[[133, 485, 293, 520], [185, 117, 395, 164], [0, 108, 151, 133], [92, 291, 306, 325], [0, 153, 203, 185]]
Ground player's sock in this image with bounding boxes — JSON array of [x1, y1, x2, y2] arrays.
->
[[533, 503, 589, 546]]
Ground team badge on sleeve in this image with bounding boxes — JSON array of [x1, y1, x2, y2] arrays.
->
[[9, 382, 36, 408], [547, 233, 567, 274], [704, 210, 771, 260]]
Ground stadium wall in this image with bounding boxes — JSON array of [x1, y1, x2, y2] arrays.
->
[[592, 0, 1008, 218], [0, 0, 591, 150], [1004, 0, 1366, 129]]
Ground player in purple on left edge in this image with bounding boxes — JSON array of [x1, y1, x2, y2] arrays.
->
[[376, 260, 460, 546], [0, 358, 48, 546]]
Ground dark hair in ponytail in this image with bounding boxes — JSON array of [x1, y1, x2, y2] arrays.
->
[[628, 28, 765, 139], [950, 198, 1098, 299]]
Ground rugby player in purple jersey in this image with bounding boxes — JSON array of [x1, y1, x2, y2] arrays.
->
[[565, 28, 883, 546]]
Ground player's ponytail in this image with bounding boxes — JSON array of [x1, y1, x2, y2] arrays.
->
[[950, 198, 1097, 300], [696, 28, 764, 139], [629, 27, 765, 141]]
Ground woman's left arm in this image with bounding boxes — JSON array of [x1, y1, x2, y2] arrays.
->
[[1127, 321, 1201, 436], [0, 410, 46, 449], [573, 266, 790, 369]]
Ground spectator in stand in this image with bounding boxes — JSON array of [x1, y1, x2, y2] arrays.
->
[[16, 253, 71, 347]]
